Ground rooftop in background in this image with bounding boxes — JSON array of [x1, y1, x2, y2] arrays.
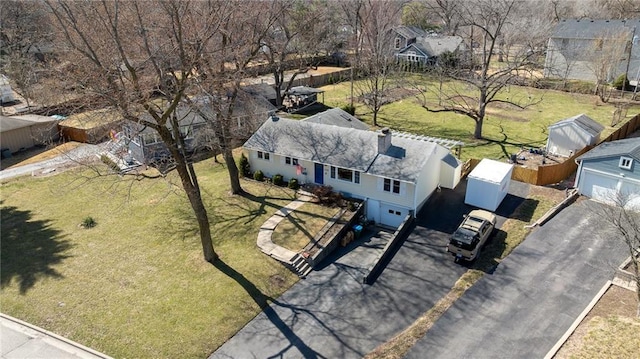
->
[[552, 19, 640, 39]]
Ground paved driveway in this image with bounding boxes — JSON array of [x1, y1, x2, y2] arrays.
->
[[406, 199, 628, 359], [211, 181, 530, 359]]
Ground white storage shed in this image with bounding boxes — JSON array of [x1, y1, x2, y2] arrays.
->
[[465, 159, 513, 212], [545, 114, 604, 157]]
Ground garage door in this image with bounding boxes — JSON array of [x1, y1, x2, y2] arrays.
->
[[579, 171, 618, 204], [380, 203, 407, 228]]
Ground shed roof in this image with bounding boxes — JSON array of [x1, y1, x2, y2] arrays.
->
[[551, 19, 638, 40], [577, 137, 640, 162], [302, 108, 369, 130], [549, 113, 604, 137], [243, 113, 455, 183], [468, 159, 513, 184]]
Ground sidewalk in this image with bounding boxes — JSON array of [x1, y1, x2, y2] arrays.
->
[[256, 193, 314, 264], [1, 313, 112, 359]]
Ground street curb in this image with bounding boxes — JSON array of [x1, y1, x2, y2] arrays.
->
[[543, 280, 612, 359], [0, 313, 113, 359]]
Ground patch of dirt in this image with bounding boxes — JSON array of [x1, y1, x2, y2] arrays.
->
[[268, 274, 287, 290], [554, 285, 638, 358], [512, 148, 567, 171]]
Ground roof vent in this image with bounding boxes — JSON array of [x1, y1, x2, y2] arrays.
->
[[271, 114, 279, 122]]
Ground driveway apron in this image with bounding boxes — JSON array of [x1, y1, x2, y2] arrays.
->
[[406, 200, 628, 359]]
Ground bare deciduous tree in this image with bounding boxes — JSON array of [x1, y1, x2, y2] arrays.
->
[[596, 193, 640, 317], [0, 0, 54, 109], [416, 0, 544, 139], [357, 0, 405, 127], [45, 0, 235, 263], [585, 29, 632, 102]]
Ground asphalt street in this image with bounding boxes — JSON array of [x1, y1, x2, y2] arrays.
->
[[211, 180, 530, 359], [405, 199, 628, 359]]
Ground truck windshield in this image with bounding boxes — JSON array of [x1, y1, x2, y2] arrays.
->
[[451, 228, 476, 244]]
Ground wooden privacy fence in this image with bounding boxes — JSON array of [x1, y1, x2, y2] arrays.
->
[[465, 113, 640, 186]]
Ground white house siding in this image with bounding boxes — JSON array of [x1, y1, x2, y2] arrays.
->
[[414, 147, 442, 213], [547, 124, 595, 157]]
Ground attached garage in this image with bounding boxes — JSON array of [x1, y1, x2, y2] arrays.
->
[[575, 138, 640, 211], [366, 199, 409, 228]]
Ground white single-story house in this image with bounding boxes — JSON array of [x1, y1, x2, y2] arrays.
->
[[546, 114, 604, 157], [243, 112, 464, 228], [575, 137, 640, 210], [0, 115, 60, 154]]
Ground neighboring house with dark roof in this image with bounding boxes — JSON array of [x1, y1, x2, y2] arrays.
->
[[574, 137, 640, 210], [396, 36, 465, 66], [393, 26, 428, 51], [243, 111, 464, 228], [546, 114, 605, 157], [543, 19, 640, 83], [301, 108, 369, 130], [123, 91, 276, 166]]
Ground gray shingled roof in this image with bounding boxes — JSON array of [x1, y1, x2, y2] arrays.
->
[[302, 108, 369, 130], [394, 26, 427, 41], [577, 137, 640, 162], [412, 36, 463, 57], [549, 113, 605, 137], [243, 115, 453, 183], [552, 19, 638, 40]]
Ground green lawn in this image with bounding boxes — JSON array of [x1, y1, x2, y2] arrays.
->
[[321, 77, 640, 160], [0, 163, 302, 359], [271, 203, 341, 252]]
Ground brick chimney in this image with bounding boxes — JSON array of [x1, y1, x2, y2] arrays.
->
[[378, 127, 392, 154]]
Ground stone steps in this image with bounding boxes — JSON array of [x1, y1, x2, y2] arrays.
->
[[289, 253, 313, 278]]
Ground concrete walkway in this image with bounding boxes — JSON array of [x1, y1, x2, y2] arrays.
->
[[0, 144, 102, 182], [256, 194, 313, 264], [1, 313, 112, 359]]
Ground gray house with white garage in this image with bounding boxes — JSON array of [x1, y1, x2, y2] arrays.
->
[[575, 137, 640, 210], [243, 110, 463, 228]]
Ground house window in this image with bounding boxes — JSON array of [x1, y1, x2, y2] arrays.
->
[[619, 156, 633, 170], [383, 178, 401, 194], [338, 167, 353, 181], [331, 166, 360, 183], [285, 157, 299, 166], [257, 151, 270, 160], [395, 37, 402, 49], [142, 132, 160, 145]]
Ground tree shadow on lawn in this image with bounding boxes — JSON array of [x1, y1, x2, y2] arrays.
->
[[0, 202, 71, 294]]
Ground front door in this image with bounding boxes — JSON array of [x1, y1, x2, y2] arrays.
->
[[314, 163, 324, 184]]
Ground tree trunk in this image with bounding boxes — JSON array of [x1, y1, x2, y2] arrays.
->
[[473, 119, 483, 139], [223, 147, 243, 194], [175, 161, 218, 263]]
